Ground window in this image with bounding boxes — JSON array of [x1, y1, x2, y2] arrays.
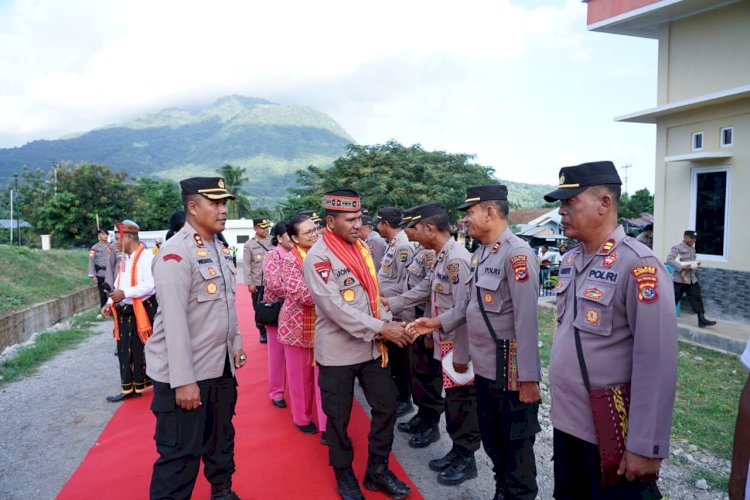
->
[[690, 167, 730, 259], [692, 131, 704, 151], [720, 127, 734, 147], [236, 235, 250, 244]]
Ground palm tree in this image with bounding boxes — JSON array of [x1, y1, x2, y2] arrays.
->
[[216, 164, 252, 219]]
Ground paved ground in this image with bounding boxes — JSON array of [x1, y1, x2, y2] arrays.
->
[[0, 313, 733, 499]]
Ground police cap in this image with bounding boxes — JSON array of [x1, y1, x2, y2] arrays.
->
[[458, 184, 508, 211], [408, 202, 447, 228], [180, 177, 236, 200], [544, 161, 622, 202]]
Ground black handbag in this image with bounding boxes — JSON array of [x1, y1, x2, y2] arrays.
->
[[255, 299, 282, 325]]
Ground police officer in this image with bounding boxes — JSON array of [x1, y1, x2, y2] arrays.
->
[[88, 229, 111, 308], [377, 207, 416, 418], [303, 189, 410, 500], [243, 216, 272, 343], [360, 214, 387, 271], [390, 202, 481, 486], [409, 185, 542, 499], [145, 177, 246, 500], [666, 230, 717, 327], [544, 161, 678, 498]]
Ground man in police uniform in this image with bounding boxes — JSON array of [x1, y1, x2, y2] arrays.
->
[[145, 177, 246, 500], [243, 216, 272, 342], [104, 226, 122, 290], [377, 207, 416, 418], [408, 185, 542, 499], [544, 161, 678, 498], [304, 189, 411, 500], [360, 214, 387, 272], [88, 229, 111, 308], [666, 230, 717, 327], [389, 202, 481, 486]]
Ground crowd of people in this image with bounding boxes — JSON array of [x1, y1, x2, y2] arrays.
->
[[85, 163, 747, 500]]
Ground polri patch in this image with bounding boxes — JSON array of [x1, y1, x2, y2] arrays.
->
[[511, 255, 528, 282], [632, 266, 658, 303], [314, 261, 332, 284], [162, 253, 183, 263], [399, 249, 410, 263], [588, 269, 619, 283], [603, 252, 617, 268]]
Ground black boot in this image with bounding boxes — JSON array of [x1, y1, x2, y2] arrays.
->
[[408, 423, 439, 448], [436, 452, 478, 486], [210, 482, 240, 500], [397, 414, 422, 434], [364, 455, 410, 499], [698, 313, 717, 327], [396, 400, 414, 417], [334, 467, 365, 500], [428, 448, 461, 471]]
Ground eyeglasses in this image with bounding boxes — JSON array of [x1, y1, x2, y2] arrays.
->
[[299, 228, 318, 237]]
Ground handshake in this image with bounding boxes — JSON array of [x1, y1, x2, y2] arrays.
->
[[375, 317, 443, 347]]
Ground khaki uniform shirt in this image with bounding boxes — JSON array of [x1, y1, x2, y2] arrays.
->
[[396, 245, 435, 322], [243, 236, 272, 287], [666, 241, 699, 284], [88, 242, 110, 278], [550, 226, 678, 458], [366, 231, 387, 272], [440, 226, 541, 383], [104, 241, 120, 288], [145, 222, 242, 388], [378, 230, 414, 299], [303, 238, 391, 367]]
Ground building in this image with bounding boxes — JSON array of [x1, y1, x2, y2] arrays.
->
[[509, 208, 567, 247], [586, 0, 750, 322]]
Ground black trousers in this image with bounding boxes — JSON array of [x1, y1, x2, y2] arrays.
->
[[408, 337, 443, 424], [114, 297, 157, 394], [95, 275, 108, 307], [673, 281, 706, 314], [150, 357, 238, 500], [475, 375, 540, 499], [388, 342, 412, 404], [553, 429, 662, 500], [318, 359, 397, 469], [445, 384, 481, 455], [251, 286, 267, 335]]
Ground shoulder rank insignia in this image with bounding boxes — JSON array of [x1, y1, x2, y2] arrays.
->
[[511, 255, 528, 282], [222, 247, 230, 254], [194, 233, 204, 247], [314, 261, 332, 283], [632, 266, 658, 303], [599, 238, 616, 254], [197, 249, 209, 257], [162, 253, 183, 263], [206, 282, 218, 295], [565, 252, 577, 265], [491, 241, 501, 253], [603, 252, 617, 268]]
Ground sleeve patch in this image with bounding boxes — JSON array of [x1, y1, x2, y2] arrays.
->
[[511, 254, 529, 282], [399, 249, 409, 263], [162, 253, 183, 263], [633, 266, 658, 303], [314, 261, 332, 283], [88, 249, 95, 257]]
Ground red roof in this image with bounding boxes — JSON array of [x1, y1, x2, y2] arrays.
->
[[508, 208, 551, 225]]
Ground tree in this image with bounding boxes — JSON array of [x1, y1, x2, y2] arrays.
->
[[216, 164, 252, 219], [127, 177, 183, 230], [280, 141, 497, 221], [619, 188, 654, 219]]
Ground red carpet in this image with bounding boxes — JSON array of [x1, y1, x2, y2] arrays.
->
[[59, 286, 421, 499]]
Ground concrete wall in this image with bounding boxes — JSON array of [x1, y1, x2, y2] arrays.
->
[[0, 287, 99, 353], [697, 267, 750, 323]]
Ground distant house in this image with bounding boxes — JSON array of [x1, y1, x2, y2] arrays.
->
[[0, 219, 31, 230], [620, 213, 654, 235], [509, 208, 567, 247]]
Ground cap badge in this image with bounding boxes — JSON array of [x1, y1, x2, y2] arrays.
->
[[559, 174, 565, 186], [218, 179, 225, 189]]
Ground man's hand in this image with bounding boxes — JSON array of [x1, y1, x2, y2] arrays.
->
[[101, 305, 111, 318], [247, 284, 257, 294], [379, 322, 409, 347], [617, 451, 661, 482], [91, 276, 98, 285], [234, 349, 247, 369], [453, 361, 469, 374], [108, 289, 125, 303], [406, 317, 441, 336], [175, 383, 202, 411], [519, 381, 541, 404], [380, 296, 390, 312]]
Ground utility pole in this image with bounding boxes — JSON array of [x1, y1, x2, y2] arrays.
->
[[53, 162, 59, 199], [621, 163, 632, 194], [9, 188, 14, 245]]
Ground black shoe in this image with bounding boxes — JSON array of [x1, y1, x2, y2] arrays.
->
[[437, 453, 478, 486], [296, 422, 318, 434], [364, 456, 410, 499], [320, 432, 328, 445], [105, 392, 141, 402], [272, 398, 287, 408], [396, 401, 414, 418], [259, 332, 268, 343], [428, 448, 462, 471], [699, 319, 717, 327], [210, 483, 240, 500], [334, 467, 365, 500], [397, 414, 422, 434], [408, 424, 439, 448]]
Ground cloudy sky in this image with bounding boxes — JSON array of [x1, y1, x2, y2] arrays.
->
[[0, 0, 659, 192]]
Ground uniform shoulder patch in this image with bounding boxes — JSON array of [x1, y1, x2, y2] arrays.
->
[[162, 253, 183, 263], [314, 261, 332, 283], [399, 248, 410, 263], [88, 249, 95, 257], [631, 265, 658, 303], [510, 254, 529, 282]]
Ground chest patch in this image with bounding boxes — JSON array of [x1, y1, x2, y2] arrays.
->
[[483, 293, 493, 304], [588, 269, 619, 283], [197, 249, 208, 257], [585, 308, 600, 325], [603, 252, 617, 268], [206, 282, 218, 295], [343, 277, 355, 287], [583, 287, 604, 301], [342, 289, 356, 302]]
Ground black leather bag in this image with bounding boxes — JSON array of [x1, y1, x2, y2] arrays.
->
[[255, 299, 282, 325]]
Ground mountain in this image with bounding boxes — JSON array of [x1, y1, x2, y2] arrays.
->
[[0, 95, 355, 205]]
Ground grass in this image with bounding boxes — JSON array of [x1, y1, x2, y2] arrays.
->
[[0, 307, 103, 385], [0, 245, 91, 316], [536, 306, 742, 461]]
